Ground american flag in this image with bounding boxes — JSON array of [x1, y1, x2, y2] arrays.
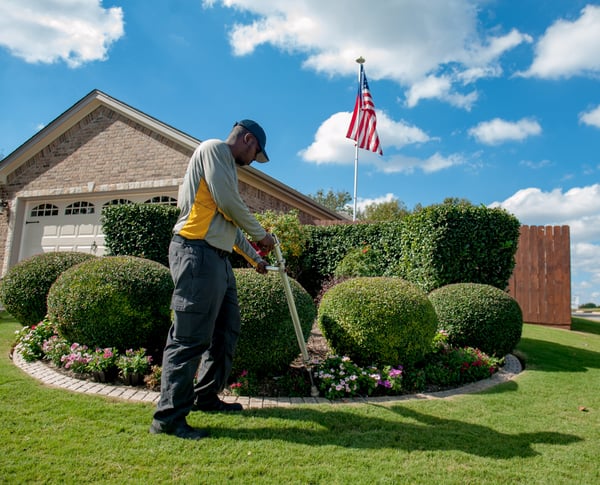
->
[[346, 64, 383, 155]]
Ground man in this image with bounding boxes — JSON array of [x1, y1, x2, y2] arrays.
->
[[150, 120, 275, 440]]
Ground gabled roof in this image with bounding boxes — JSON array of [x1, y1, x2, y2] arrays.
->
[[0, 89, 199, 182], [0, 89, 343, 221]]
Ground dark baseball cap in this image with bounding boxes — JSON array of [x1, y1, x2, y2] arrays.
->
[[235, 119, 269, 163]]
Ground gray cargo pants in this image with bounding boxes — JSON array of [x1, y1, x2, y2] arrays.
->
[[152, 236, 240, 428]]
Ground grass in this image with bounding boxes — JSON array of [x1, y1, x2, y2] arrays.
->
[[1, 312, 599, 484], [572, 315, 600, 335]]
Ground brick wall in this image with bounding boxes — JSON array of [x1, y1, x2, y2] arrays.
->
[[5, 106, 192, 192]]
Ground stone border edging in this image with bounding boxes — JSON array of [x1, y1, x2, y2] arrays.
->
[[11, 351, 521, 408]]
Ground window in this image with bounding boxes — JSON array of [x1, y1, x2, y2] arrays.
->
[[103, 199, 133, 207], [65, 201, 95, 215], [144, 195, 177, 206], [30, 203, 58, 217]]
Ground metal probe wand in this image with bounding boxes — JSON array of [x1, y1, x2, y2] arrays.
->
[[264, 235, 319, 397]]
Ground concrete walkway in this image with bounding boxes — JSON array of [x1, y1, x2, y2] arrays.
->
[[11, 351, 522, 408]]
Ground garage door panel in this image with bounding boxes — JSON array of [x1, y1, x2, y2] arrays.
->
[[78, 224, 96, 236], [59, 225, 76, 236], [42, 225, 59, 237]]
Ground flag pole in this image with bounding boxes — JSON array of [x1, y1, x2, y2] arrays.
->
[[353, 56, 365, 221]]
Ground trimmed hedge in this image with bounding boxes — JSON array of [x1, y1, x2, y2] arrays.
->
[[101, 203, 180, 267], [233, 269, 316, 377], [317, 277, 438, 367], [299, 222, 403, 296], [334, 245, 383, 278], [395, 204, 520, 292], [47, 256, 173, 356], [428, 283, 523, 357], [0, 251, 96, 326]]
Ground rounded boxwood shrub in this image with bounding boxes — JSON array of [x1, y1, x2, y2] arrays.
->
[[233, 268, 316, 377], [0, 251, 96, 326], [428, 283, 523, 357], [47, 256, 173, 355], [317, 277, 438, 367]]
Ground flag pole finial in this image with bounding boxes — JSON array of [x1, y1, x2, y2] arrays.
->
[[356, 56, 365, 64]]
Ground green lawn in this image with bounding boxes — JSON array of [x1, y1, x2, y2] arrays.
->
[[1, 312, 599, 484]]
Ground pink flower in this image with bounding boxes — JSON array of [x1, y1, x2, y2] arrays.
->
[[389, 368, 403, 378]]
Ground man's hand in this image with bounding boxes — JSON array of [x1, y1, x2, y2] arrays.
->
[[257, 232, 275, 255], [255, 260, 269, 274]]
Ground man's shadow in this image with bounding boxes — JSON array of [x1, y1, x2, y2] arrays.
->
[[211, 402, 581, 459]]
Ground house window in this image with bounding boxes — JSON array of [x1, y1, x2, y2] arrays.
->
[[65, 201, 95, 215], [144, 196, 177, 206], [30, 203, 59, 217], [103, 199, 133, 207]]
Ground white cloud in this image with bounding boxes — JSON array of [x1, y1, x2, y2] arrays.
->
[[350, 193, 399, 213], [490, 185, 600, 233], [0, 0, 124, 67], [205, 0, 530, 107], [299, 110, 464, 174], [405, 75, 479, 110], [521, 5, 600, 79], [374, 152, 465, 175], [520, 159, 552, 169], [469, 117, 542, 145], [299, 110, 430, 164], [580, 104, 600, 128]]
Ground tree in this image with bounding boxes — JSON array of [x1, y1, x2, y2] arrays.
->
[[308, 189, 352, 214], [442, 197, 473, 206], [360, 198, 409, 222]]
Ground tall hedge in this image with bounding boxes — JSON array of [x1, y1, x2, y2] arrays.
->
[[395, 204, 520, 292], [298, 221, 404, 296], [101, 203, 180, 267]]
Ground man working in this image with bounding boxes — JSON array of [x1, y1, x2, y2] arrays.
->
[[150, 120, 275, 440]]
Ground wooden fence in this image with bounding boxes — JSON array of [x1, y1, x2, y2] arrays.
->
[[508, 225, 571, 328]]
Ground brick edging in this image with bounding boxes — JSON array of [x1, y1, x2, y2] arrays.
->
[[11, 351, 522, 408]]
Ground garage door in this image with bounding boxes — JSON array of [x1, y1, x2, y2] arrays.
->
[[19, 195, 176, 261]]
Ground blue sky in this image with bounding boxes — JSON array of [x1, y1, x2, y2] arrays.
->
[[1, 0, 599, 305]]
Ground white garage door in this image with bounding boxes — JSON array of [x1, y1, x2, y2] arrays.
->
[[19, 195, 177, 261]]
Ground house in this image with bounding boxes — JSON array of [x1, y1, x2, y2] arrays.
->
[[0, 90, 343, 274]]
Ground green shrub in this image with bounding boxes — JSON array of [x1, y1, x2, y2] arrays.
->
[[46, 256, 173, 356], [299, 221, 404, 296], [0, 252, 96, 326], [232, 268, 316, 377], [101, 203, 180, 267], [396, 204, 520, 292], [254, 209, 308, 275], [317, 277, 438, 367], [428, 283, 523, 357], [334, 244, 383, 278]]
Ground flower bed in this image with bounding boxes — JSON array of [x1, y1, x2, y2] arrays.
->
[[14, 318, 503, 399]]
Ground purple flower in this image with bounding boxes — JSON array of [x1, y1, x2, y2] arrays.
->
[[388, 368, 403, 378]]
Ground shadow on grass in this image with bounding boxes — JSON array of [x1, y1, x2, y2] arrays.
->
[[214, 404, 581, 459], [517, 337, 600, 373], [571, 317, 600, 335]]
